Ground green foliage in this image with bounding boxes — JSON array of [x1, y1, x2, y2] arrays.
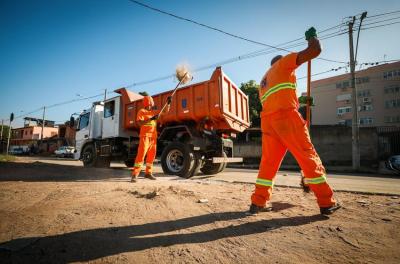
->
[[1, 125, 10, 139], [139, 91, 149, 96], [0, 155, 16, 162], [240, 80, 261, 127]]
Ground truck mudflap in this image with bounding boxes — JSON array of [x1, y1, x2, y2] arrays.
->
[[212, 157, 243, 163]]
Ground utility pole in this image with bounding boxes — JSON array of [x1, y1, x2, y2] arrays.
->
[[41, 106, 46, 140], [6, 113, 14, 155], [0, 119, 3, 141], [348, 16, 360, 171], [104, 88, 107, 102]]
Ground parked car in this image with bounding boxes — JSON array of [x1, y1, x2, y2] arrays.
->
[[54, 146, 75, 158], [9, 146, 24, 155], [386, 155, 400, 174]]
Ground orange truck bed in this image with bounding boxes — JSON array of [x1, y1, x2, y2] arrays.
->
[[116, 67, 250, 133]]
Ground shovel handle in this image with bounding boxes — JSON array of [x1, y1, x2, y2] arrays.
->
[[306, 61, 311, 128]]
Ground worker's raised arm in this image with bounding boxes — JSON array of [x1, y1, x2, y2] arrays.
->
[[296, 27, 322, 66]]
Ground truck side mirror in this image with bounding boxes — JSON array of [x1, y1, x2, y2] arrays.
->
[[69, 116, 75, 127]]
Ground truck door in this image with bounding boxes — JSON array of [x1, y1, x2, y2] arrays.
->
[[75, 112, 90, 159], [102, 99, 119, 138]]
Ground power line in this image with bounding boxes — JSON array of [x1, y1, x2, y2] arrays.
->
[[361, 21, 400, 30], [366, 10, 400, 19], [127, 0, 346, 64], [362, 16, 400, 27]]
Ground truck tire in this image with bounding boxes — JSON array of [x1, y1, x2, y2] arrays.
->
[[161, 142, 196, 178], [201, 152, 227, 175], [82, 144, 96, 167], [82, 144, 110, 168]]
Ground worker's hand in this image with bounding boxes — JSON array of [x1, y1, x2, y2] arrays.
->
[[150, 114, 159, 121], [167, 96, 172, 105], [305, 27, 317, 41], [298, 96, 314, 106]]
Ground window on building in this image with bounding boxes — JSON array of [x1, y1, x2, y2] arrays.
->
[[385, 99, 400, 109], [337, 106, 352, 115], [336, 93, 352, 101], [357, 90, 371, 97], [336, 80, 351, 89], [384, 116, 400, 123], [356, 76, 370, 84], [383, 69, 400, 79], [384, 84, 400, 94], [360, 105, 373, 111], [360, 117, 373, 125]]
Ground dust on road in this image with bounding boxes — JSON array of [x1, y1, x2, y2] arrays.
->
[[0, 159, 399, 264]]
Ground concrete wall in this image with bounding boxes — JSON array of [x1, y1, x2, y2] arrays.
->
[[234, 126, 379, 169]]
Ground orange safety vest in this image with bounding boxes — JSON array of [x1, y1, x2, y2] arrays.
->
[[259, 53, 300, 117], [137, 108, 157, 137]]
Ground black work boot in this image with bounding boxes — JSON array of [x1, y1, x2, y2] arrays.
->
[[320, 203, 342, 215], [248, 204, 264, 215], [145, 174, 157, 180], [130, 175, 138, 183]]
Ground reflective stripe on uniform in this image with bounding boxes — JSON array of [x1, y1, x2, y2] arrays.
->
[[146, 163, 153, 167], [134, 163, 143, 168], [143, 120, 156, 127], [260, 82, 296, 104], [255, 178, 274, 187], [304, 175, 327, 185]]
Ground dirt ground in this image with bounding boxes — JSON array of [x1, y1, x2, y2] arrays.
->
[[0, 159, 400, 264]]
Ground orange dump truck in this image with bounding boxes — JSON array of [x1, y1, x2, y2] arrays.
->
[[73, 67, 250, 178]]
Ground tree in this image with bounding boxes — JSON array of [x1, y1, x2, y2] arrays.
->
[[240, 80, 261, 127], [0, 125, 10, 140]]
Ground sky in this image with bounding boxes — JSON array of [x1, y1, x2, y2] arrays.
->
[[1, 0, 400, 127]]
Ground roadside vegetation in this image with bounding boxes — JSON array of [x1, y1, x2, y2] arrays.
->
[[0, 155, 16, 162]]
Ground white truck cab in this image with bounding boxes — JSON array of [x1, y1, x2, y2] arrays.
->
[[74, 96, 131, 166]]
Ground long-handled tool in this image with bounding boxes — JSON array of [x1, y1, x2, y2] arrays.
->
[[158, 70, 192, 115], [300, 60, 312, 193]]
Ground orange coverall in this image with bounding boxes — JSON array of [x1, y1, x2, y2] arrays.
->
[[251, 53, 336, 208], [132, 98, 158, 177]]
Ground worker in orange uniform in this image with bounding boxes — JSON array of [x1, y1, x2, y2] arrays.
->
[[131, 95, 171, 182], [250, 27, 341, 215]]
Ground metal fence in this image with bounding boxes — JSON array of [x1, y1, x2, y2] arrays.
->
[[377, 126, 400, 159]]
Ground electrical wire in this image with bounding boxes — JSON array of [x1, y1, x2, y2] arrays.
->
[[362, 16, 400, 27], [4, 10, 398, 122], [365, 10, 400, 19], [127, 0, 346, 64], [361, 21, 400, 30]]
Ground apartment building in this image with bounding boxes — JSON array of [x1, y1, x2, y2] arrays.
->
[[11, 117, 58, 146], [311, 61, 400, 127]]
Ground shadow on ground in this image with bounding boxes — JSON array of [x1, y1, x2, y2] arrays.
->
[[0, 211, 327, 263], [0, 161, 169, 182]]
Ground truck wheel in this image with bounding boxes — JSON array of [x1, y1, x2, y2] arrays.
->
[[201, 152, 227, 175], [82, 144, 96, 167], [161, 142, 196, 178]]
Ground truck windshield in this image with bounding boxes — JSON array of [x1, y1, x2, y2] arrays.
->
[[78, 113, 90, 130]]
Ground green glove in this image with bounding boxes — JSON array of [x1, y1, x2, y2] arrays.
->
[[298, 96, 314, 106], [305, 27, 317, 40]]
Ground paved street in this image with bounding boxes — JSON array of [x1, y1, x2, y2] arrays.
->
[[15, 157, 400, 195]]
